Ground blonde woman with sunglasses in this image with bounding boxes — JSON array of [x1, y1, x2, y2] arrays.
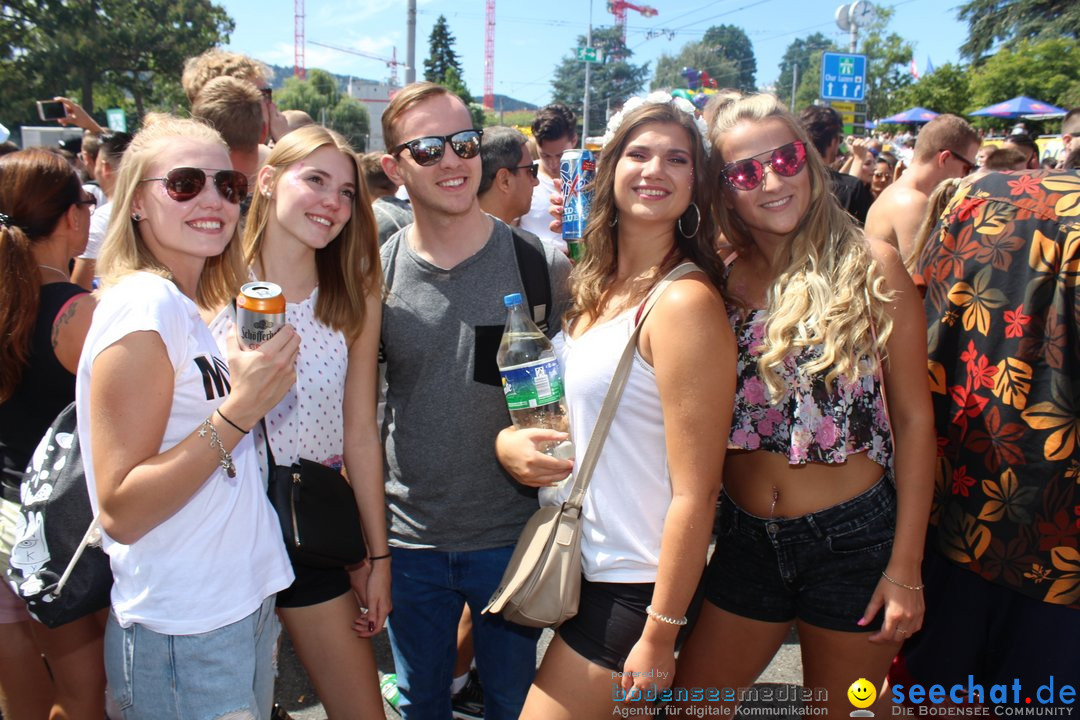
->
[[674, 94, 935, 717], [77, 117, 297, 719], [209, 124, 388, 719]]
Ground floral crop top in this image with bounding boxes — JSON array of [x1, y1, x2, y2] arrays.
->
[[727, 304, 893, 473]]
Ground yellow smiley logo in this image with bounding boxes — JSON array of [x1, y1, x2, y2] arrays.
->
[[848, 678, 877, 709]]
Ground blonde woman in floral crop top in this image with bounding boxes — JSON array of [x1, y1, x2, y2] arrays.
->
[[675, 94, 936, 717]]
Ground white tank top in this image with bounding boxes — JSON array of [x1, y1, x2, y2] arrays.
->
[[539, 308, 670, 583]]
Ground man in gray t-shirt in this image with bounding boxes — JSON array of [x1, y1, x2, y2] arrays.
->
[[378, 83, 572, 720]]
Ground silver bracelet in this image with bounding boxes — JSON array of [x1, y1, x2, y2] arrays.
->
[[646, 604, 688, 626], [198, 418, 236, 478]]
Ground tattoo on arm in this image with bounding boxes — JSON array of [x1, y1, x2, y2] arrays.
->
[[51, 300, 81, 349]]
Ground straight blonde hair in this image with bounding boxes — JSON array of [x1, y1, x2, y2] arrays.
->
[[243, 125, 381, 340], [97, 116, 246, 310]]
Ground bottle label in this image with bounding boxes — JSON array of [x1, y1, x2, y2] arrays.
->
[[500, 358, 564, 411]]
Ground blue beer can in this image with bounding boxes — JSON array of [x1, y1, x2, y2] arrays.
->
[[560, 149, 595, 261]]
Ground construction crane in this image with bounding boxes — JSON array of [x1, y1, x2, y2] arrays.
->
[[608, 0, 658, 45], [308, 40, 406, 86], [483, 0, 495, 110], [294, 0, 305, 78]]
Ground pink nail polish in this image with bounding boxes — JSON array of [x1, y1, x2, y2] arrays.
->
[[369, 621, 375, 632]]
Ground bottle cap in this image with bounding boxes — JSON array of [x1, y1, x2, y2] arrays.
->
[[504, 293, 524, 307]]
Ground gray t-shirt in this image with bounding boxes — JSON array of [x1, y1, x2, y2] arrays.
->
[[380, 217, 572, 550], [373, 196, 414, 246]]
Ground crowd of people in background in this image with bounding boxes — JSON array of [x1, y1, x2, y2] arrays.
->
[[0, 44, 1076, 720]]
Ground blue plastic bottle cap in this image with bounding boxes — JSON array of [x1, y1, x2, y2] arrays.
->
[[504, 293, 523, 307]]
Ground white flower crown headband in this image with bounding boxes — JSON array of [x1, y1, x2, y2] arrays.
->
[[601, 91, 711, 156]]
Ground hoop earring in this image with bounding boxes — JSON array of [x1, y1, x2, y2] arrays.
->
[[609, 210, 619, 228], [678, 202, 701, 238]]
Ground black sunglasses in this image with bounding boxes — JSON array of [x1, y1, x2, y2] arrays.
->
[[391, 129, 483, 166], [941, 148, 975, 176], [722, 141, 808, 191], [140, 167, 249, 204], [260, 87, 273, 102], [511, 163, 539, 179]]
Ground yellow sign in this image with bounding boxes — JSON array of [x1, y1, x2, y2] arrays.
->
[[832, 101, 857, 112]]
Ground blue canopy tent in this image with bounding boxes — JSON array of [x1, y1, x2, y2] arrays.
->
[[969, 96, 1067, 119], [878, 107, 939, 124]]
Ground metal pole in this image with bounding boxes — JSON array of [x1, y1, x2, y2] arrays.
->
[[405, 0, 416, 84], [791, 63, 799, 111], [582, 0, 592, 147], [850, 21, 857, 53]]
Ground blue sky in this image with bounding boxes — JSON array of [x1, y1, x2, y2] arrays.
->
[[221, 0, 969, 106]]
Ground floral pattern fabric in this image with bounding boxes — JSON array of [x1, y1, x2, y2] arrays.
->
[[915, 169, 1079, 609], [726, 305, 893, 473]]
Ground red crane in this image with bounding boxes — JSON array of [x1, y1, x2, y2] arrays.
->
[[294, 0, 305, 78], [608, 0, 658, 44], [308, 41, 406, 86], [483, 0, 495, 110]]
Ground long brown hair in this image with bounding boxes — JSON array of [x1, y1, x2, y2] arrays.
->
[[243, 125, 381, 339], [709, 93, 893, 401], [566, 101, 723, 329], [0, 149, 82, 401], [97, 116, 246, 310]]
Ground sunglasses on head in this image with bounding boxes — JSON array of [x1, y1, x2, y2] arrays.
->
[[260, 87, 273, 102], [721, 141, 808, 192], [512, 162, 539, 179], [391, 129, 483, 166], [140, 167, 249, 204]]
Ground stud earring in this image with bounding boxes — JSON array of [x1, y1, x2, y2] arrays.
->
[[131, 213, 142, 221]]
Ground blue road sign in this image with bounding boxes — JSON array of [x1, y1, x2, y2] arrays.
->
[[820, 52, 867, 102]]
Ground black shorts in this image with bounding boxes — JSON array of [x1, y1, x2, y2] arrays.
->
[[704, 478, 896, 632], [557, 578, 653, 672], [275, 560, 352, 609]]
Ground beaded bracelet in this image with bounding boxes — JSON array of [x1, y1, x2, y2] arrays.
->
[[646, 604, 688, 626], [881, 570, 925, 591], [198, 418, 236, 478]]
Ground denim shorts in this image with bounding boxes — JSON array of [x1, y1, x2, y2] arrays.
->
[[104, 596, 280, 720], [704, 477, 896, 632]]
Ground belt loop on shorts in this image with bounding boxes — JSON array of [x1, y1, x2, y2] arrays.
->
[[804, 513, 825, 539]]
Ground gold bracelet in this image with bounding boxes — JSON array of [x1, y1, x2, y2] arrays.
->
[[881, 570, 924, 591], [198, 418, 236, 478], [646, 604, 688, 626]]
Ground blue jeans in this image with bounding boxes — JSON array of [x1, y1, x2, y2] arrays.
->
[[104, 597, 280, 720], [387, 546, 541, 720]]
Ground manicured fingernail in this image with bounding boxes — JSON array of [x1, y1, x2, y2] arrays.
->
[[857, 618, 868, 626], [369, 621, 375, 632]]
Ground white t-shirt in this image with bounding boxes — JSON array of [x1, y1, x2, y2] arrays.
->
[[79, 201, 111, 260], [519, 173, 567, 253], [540, 311, 671, 583], [76, 272, 293, 634]]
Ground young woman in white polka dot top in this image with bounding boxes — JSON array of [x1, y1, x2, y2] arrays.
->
[[210, 125, 387, 719]]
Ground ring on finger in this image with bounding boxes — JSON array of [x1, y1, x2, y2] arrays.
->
[[359, 606, 370, 614]]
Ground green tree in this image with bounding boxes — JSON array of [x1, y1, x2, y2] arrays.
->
[[957, 0, 1080, 61], [275, 69, 370, 150], [860, 19, 915, 121], [967, 38, 1080, 130], [777, 33, 835, 110], [894, 63, 973, 117], [651, 41, 739, 92], [1, 0, 233, 125], [423, 15, 463, 85], [701, 24, 757, 92], [550, 26, 650, 138], [439, 66, 485, 127]]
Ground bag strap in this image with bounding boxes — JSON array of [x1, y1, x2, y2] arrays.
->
[[564, 261, 699, 510], [510, 227, 552, 334]]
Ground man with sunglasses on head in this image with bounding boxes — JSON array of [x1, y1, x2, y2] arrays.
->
[[478, 126, 540, 225], [864, 113, 980, 264], [377, 82, 572, 720]]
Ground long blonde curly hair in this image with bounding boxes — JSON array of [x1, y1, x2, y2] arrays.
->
[[709, 94, 893, 402]]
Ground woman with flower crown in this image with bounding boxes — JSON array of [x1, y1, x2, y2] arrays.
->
[[675, 93, 934, 716], [495, 92, 735, 719]]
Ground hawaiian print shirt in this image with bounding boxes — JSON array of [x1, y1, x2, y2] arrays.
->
[[915, 170, 1079, 609], [726, 305, 893, 472]]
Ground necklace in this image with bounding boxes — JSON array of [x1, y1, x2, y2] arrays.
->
[[38, 264, 69, 280]]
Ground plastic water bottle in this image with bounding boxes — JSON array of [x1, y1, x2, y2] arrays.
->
[[380, 672, 401, 711], [496, 293, 573, 459]]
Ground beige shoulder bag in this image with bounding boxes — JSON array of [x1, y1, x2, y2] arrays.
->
[[483, 262, 700, 627]]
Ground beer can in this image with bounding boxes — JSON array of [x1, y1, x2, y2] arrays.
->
[[560, 149, 595, 262], [237, 281, 286, 349]]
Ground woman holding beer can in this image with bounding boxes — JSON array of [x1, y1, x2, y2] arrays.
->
[[210, 124, 388, 719], [495, 93, 735, 719], [675, 94, 934, 716], [77, 116, 299, 719]]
